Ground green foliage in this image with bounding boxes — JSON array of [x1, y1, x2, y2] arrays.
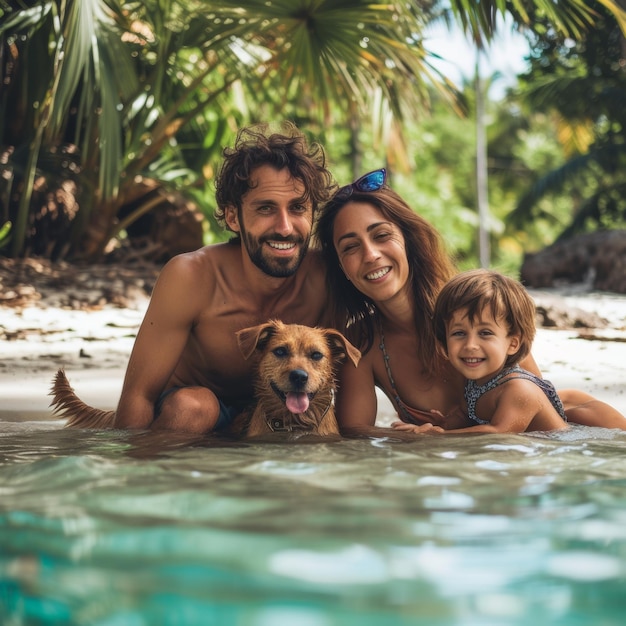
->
[[0, 0, 445, 261], [0, 221, 10, 248], [395, 98, 480, 263], [509, 2, 626, 242], [1, 0, 624, 265], [446, 0, 624, 44]]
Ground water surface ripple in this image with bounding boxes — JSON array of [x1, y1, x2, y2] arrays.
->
[[2, 422, 626, 625]]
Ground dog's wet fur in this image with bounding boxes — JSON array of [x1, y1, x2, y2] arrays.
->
[[50, 320, 360, 438]]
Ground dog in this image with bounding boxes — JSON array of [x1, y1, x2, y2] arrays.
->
[[229, 320, 361, 438], [49, 320, 360, 437]]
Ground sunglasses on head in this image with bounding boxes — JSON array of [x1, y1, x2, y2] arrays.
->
[[334, 168, 387, 202]]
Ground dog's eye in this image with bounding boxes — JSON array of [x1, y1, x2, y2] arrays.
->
[[310, 351, 324, 361], [272, 347, 289, 358]]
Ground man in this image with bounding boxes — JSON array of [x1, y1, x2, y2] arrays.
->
[[114, 123, 335, 433]]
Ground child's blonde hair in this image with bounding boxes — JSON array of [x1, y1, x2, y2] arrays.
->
[[434, 269, 536, 369]]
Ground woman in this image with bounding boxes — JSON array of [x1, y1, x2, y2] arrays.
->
[[316, 169, 626, 432], [316, 169, 470, 432]]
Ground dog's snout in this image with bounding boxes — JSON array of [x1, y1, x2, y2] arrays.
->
[[289, 369, 308, 388]]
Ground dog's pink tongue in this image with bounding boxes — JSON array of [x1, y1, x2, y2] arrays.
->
[[286, 392, 309, 414]]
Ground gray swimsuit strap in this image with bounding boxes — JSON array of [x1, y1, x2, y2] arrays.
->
[[465, 364, 567, 425]]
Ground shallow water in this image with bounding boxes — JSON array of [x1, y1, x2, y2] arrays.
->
[[2, 421, 626, 625]]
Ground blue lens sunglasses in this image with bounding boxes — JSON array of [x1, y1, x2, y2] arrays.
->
[[334, 168, 387, 202]]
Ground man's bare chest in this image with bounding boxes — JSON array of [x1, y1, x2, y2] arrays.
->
[[184, 300, 325, 378]]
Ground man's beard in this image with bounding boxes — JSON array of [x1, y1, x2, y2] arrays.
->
[[241, 228, 310, 278]]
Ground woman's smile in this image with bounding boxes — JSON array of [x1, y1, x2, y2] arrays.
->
[[366, 266, 391, 281]]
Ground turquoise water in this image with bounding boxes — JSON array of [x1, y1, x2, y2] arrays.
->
[[2, 421, 626, 625]]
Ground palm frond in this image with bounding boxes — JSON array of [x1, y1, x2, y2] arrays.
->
[[556, 180, 626, 240], [510, 144, 626, 228], [447, 0, 607, 44]]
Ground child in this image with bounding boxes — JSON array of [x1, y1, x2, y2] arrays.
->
[[392, 269, 626, 434]]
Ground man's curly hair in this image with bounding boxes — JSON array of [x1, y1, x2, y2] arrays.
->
[[214, 122, 336, 233]]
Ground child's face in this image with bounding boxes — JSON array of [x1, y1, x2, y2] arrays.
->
[[445, 306, 520, 385]]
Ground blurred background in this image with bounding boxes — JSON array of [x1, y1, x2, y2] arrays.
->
[[1, 0, 625, 280]]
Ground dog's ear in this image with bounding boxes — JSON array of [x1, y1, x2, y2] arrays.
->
[[324, 329, 361, 368], [236, 321, 278, 360]]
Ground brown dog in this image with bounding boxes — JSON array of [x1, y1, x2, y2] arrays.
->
[[49, 320, 360, 436], [230, 320, 361, 437]]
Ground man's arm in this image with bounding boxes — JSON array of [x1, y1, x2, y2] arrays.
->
[[114, 256, 201, 429]]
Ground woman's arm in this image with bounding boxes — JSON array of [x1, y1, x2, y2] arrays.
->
[[334, 352, 379, 435]]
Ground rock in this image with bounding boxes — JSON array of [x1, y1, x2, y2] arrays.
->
[[534, 303, 608, 330], [521, 230, 626, 294]]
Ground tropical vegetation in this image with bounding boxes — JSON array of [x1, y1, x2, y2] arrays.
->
[[509, 1, 626, 243], [1, 0, 625, 268]]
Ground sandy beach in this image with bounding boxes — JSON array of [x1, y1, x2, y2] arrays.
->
[[1, 285, 625, 424]]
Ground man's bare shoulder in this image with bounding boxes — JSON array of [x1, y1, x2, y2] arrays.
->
[[160, 242, 241, 277], [147, 244, 241, 311], [298, 248, 327, 282], [302, 247, 325, 268]]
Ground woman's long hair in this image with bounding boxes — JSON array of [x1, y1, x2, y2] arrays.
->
[[316, 186, 456, 374]]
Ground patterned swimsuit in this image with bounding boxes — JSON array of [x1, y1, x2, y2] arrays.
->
[[465, 364, 567, 425]]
